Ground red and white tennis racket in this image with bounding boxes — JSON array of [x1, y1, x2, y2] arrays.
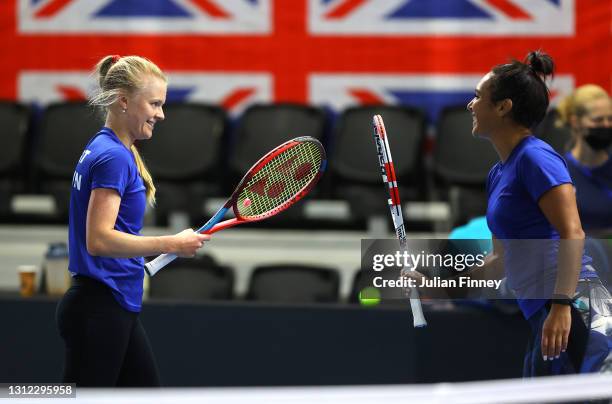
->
[[373, 114, 427, 328], [145, 136, 326, 276]]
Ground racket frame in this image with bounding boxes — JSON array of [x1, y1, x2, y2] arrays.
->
[[373, 114, 427, 328], [145, 136, 326, 276]]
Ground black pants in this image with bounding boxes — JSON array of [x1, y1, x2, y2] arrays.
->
[[56, 276, 161, 387]]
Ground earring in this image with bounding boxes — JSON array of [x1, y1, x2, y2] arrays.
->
[[122, 109, 126, 113]]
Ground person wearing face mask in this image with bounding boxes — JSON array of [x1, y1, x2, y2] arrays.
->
[[556, 85, 612, 236], [56, 55, 210, 387]]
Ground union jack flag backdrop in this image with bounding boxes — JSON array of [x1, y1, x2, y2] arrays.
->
[[1, 0, 610, 119]]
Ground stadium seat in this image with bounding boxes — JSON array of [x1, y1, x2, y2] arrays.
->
[[328, 105, 427, 224], [32, 102, 102, 221], [349, 266, 414, 306], [349, 269, 377, 304], [246, 264, 339, 303], [228, 103, 327, 227], [533, 108, 572, 154], [149, 254, 234, 301], [433, 106, 499, 227], [230, 103, 327, 175], [0, 102, 30, 218], [137, 103, 227, 225]]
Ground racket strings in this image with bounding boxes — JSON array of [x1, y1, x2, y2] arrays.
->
[[237, 141, 323, 219]]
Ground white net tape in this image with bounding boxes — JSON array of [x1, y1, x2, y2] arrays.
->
[[21, 373, 612, 404]]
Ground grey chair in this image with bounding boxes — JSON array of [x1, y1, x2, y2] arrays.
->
[[149, 255, 234, 301], [230, 103, 327, 175], [0, 102, 30, 218], [33, 102, 101, 221], [138, 103, 227, 225], [433, 106, 499, 227], [247, 264, 339, 303], [329, 105, 427, 221], [228, 103, 327, 226], [534, 108, 572, 154], [349, 265, 411, 306]]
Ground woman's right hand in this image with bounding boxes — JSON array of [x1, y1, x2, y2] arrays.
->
[[170, 229, 210, 257], [400, 267, 431, 297]]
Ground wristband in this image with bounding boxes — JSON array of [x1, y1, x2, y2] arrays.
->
[[551, 294, 574, 306]]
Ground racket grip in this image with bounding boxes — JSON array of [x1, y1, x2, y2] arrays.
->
[[408, 289, 427, 328], [145, 253, 178, 277]]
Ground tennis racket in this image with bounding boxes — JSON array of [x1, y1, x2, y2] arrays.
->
[[145, 136, 326, 276], [372, 114, 427, 328]]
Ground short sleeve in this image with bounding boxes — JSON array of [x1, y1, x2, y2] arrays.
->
[[90, 147, 132, 197], [518, 147, 572, 202]]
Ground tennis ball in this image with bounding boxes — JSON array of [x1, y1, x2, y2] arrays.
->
[[359, 287, 381, 306]]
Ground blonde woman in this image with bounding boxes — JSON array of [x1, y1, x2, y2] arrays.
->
[[56, 55, 209, 386], [556, 85, 612, 235]]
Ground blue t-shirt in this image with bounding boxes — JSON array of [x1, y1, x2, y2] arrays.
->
[[486, 136, 592, 318], [68, 127, 147, 312], [564, 152, 612, 232]]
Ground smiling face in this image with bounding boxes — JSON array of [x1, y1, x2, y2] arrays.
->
[[466, 72, 501, 138], [123, 74, 167, 142]]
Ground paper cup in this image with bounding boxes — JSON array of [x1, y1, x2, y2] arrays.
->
[[18, 265, 38, 297]]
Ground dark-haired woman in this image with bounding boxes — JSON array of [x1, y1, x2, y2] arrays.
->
[[468, 50, 611, 376]]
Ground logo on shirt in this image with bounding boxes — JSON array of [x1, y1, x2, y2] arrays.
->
[[72, 149, 91, 191], [72, 171, 82, 191], [78, 149, 91, 163]]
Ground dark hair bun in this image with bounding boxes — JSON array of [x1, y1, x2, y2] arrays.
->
[[490, 50, 555, 128], [525, 50, 554, 78]]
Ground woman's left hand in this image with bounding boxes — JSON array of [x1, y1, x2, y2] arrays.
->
[[541, 304, 572, 360]]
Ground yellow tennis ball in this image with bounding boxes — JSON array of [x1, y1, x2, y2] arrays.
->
[[359, 287, 381, 306]]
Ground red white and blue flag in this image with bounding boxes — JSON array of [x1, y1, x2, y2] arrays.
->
[[19, 0, 271, 33], [1, 0, 609, 118], [311, 73, 574, 123], [310, 0, 574, 36], [18, 71, 272, 116]]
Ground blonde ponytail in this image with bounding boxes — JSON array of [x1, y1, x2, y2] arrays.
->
[[89, 55, 166, 207], [131, 145, 156, 206]]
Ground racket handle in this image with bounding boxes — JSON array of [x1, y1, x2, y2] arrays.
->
[[145, 253, 178, 277], [408, 289, 427, 328]]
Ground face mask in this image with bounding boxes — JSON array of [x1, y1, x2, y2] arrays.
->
[[584, 127, 612, 150]]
